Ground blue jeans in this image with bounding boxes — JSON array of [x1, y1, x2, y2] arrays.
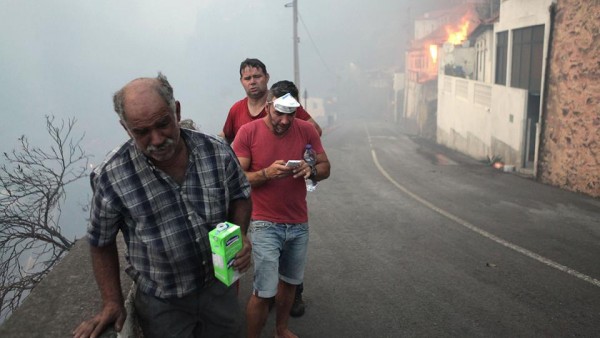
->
[[249, 220, 309, 298]]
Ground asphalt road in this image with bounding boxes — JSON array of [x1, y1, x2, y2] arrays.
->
[[238, 117, 600, 337]]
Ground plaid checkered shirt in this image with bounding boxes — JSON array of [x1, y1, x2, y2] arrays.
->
[[87, 129, 251, 298]]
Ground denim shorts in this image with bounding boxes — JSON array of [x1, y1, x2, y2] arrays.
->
[[249, 220, 309, 298]]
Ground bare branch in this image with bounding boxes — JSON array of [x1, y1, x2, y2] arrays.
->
[[0, 115, 90, 321]]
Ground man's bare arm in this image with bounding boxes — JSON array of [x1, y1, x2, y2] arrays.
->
[[218, 131, 233, 144], [228, 197, 252, 236], [312, 152, 331, 181], [237, 157, 294, 187], [229, 197, 253, 273]]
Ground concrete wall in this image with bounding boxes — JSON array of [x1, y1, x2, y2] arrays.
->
[[437, 73, 528, 166], [496, 0, 555, 32], [490, 83, 529, 166], [438, 76, 489, 160], [405, 79, 438, 139], [538, 0, 600, 198], [0, 238, 137, 338]]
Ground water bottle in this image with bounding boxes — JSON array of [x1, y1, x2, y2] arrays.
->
[[303, 144, 318, 192]]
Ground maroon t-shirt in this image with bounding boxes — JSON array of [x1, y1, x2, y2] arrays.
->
[[233, 118, 323, 223], [222, 97, 312, 141]]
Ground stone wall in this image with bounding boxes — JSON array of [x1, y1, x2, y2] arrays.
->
[[538, 0, 600, 198]]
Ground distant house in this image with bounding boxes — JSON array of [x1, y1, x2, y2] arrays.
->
[[401, 0, 597, 196], [403, 3, 481, 139], [436, 0, 554, 172]]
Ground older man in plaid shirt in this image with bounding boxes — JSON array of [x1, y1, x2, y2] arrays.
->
[[74, 73, 252, 338]]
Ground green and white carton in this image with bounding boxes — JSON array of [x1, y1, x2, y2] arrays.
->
[[209, 222, 243, 286]]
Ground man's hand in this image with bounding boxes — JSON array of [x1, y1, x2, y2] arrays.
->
[[292, 161, 312, 179], [74, 243, 125, 338], [264, 160, 296, 180], [233, 234, 252, 273], [72, 301, 126, 338]]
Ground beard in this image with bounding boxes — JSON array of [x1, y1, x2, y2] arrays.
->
[[269, 117, 292, 136], [247, 87, 267, 100], [145, 138, 176, 161]]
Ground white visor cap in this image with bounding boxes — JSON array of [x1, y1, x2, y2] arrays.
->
[[273, 93, 300, 114]]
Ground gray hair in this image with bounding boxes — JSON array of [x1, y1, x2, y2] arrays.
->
[[113, 72, 177, 121]]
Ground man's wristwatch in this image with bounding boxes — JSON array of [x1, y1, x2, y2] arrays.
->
[[308, 165, 317, 179]]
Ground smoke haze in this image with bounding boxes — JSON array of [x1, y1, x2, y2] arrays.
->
[[1, 0, 445, 237]]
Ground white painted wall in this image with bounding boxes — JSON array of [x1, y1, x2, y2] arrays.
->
[[495, 0, 555, 86], [437, 74, 490, 159], [405, 81, 419, 119], [496, 0, 555, 32], [490, 84, 528, 152], [437, 73, 528, 163], [495, 0, 555, 173], [435, 0, 554, 169]]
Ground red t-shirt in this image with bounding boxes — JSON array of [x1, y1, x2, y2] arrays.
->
[[222, 97, 313, 142], [233, 118, 324, 223]]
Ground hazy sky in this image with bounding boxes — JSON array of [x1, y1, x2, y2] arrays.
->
[[1, 0, 440, 237]]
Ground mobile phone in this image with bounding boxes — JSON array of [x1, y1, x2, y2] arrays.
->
[[285, 160, 302, 168]]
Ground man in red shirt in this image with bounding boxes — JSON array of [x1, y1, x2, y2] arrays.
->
[[233, 82, 330, 338], [220, 58, 321, 144]]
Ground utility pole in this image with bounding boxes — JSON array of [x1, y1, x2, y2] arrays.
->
[[303, 89, 307, 108], [286, 0, 300, 90]]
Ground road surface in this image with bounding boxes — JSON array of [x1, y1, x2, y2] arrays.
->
[[239, 118, 600, 337]]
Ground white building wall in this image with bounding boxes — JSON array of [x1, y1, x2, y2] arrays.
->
[[494, 0, 554, 87], [436, 0, 554, 169], [495, 0, 555, 32], [495, 0, 555, 173], [437, 73, 528, 166], [405, 81, 419, 120], [437, 74, 490, 160], [490, 84, 528, 152]]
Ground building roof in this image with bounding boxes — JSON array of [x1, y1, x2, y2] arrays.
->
[[410, 3, 483, 50]]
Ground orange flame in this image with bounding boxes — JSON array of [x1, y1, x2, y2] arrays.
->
[[429, 44, 438, 64], [446, 20, 470, 45]]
